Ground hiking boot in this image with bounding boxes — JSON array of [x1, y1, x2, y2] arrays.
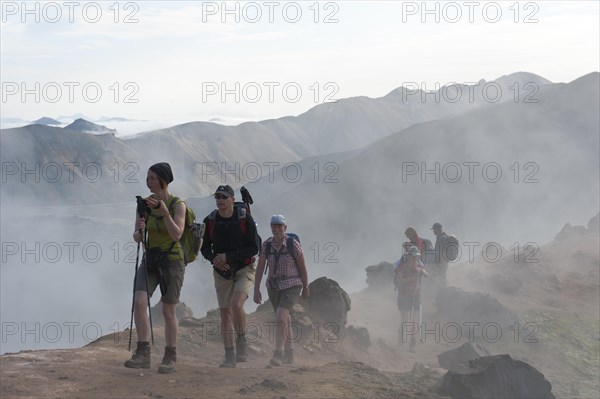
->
[[158, 346, 177, 374], [270, 349, 283, 367], [236, 335, 248, 362], [283, 349, 294, 365], [219, 347, 236, 368], [124, 341, 150, 369]]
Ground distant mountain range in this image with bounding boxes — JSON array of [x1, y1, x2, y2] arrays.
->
[[32, 117, 62, 126], [65, 118, 117, 135], [1, 72, 598, 261]]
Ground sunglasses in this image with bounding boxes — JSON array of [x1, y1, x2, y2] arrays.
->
[[214, 194, 230, 200]]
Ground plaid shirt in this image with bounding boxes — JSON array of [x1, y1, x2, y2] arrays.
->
[[261, 235, 303, 290]]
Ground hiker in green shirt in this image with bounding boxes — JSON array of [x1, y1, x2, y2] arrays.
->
[[124, 162, 186, 374]]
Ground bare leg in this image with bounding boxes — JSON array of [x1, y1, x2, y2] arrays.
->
[[162, 302, 178, 347], [133, 291, 151, 342]]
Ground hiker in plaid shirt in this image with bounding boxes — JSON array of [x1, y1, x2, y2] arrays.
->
[[254, 215, 309, 366]]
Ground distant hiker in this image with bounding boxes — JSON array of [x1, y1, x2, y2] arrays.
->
[[431, 222, 450, 288], [394, 244, 428, 352], [200, 185, 259, 368], [404, 227, 434, 264], [125, 162, 186, 374], [254, 215, 310, 366]]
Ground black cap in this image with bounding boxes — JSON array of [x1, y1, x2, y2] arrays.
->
[[214, 185, 234, 198], [431, 223, 442, 230], [149, 162, 173, 184]]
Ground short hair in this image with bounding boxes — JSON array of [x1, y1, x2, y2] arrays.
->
[[405, 227, 417, 237]]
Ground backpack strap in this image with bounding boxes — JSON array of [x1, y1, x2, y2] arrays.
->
[[165, 196, 184, 254], [238, 206, 247, 236], [208, 209, 218, 241], [263, 236, 296, 276]]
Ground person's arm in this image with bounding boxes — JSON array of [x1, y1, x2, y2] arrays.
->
[[254, 242, 268, 304], [145, 198, 185, 241], [200, 215, 216, 264], [293, 241, 310, 299], [225, 213, 259, 265], [164, 201, 185, 241]]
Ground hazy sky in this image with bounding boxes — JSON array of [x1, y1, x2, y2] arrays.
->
[[1, 0, 598, 132]]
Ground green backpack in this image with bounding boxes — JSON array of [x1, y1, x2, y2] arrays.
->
[[167, 197, 204, 265]]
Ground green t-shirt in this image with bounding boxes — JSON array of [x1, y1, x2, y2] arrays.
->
[[146, 195, 184, 261]]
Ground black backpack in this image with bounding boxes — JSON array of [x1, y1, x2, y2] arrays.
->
[[207, 187, 262, 279], [421, 238, 435, 264]]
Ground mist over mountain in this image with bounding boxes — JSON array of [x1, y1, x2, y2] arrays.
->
[[65, 118, 117, 135], [1, 72, 561, 203], [0, 72, 598, 367], [227, 72, 599, 287], [0, 124, 146, 205]]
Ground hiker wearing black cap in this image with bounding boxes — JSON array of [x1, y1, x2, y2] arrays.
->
[[200, 185, 259, 368], [431, 222, 450, 288], [125, 162, 186, 374], [254, 215, 310, 366]]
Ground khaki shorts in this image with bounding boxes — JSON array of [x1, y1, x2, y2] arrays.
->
[[214, 264, 256, 308], [135, 257, 185, 304]]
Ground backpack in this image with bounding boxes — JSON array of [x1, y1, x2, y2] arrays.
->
[[207, 185, 263, 254], [421, 238, 435, 264], [207, 202, 263, 252], [167, 197, 204, 265], [444, 235, 459, 261]]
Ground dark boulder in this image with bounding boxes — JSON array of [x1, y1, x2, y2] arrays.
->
[[438, 354, 555, 399], [346, 325, 371, 350], [437, 342, 490, 372], [306, 277, 351, 333], [365, 262, 395, 289]]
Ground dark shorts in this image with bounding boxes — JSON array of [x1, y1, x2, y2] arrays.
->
[[397, 292, 420, 312], [268, 285, 302, 312], [134, 255, 185, 304]]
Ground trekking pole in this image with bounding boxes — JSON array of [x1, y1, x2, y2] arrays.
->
[[142, 227, 154, 345], [418, 271, 423, 343], [128, 239, 142, 352], [409, 295, 416, 351]]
